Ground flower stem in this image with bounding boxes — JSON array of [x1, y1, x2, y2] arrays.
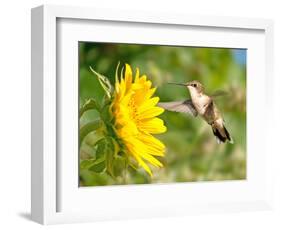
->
[[80, 120, 103, 146]]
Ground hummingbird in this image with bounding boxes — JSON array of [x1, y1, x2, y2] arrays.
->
[[158, 80, 233, 144]]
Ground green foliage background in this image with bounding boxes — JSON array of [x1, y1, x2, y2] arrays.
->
[[79, 42, 246, 186]]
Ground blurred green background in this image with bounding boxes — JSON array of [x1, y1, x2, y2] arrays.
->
[[79, 42, 246, 186]]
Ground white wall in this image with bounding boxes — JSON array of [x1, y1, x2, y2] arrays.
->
[[0, 0, 280, 229]]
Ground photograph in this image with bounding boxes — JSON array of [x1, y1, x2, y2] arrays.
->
[[78, 42, 246, 186]]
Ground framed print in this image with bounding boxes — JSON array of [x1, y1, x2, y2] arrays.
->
[[31, 5, 274, 225]]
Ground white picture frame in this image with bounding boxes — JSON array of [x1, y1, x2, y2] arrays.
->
[[31, 4, 274, 225]]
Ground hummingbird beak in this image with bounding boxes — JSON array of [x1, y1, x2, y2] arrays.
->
[[167, 82, 187, 87]]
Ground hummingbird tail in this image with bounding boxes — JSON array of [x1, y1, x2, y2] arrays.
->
[[211, 123, 233, 144], [223, 126, 234, 144]]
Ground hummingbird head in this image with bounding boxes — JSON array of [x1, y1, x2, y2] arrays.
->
[[168, 80, 204, 94], [186, 80, 204, 94]]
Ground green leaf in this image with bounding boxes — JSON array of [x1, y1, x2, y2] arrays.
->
[[89, 66, 113, 99], [100, 103, 113, 124], [80, 159, 96, 170], [84, 132, 104, 147], [94, 154, 106, 164], [111, 138, 120, 158], [89, 161, 106, 173], [113, 156, 126, 177], [129, 161, 139, 171], [79, 120, 103, 146], [87, 136, 122, 178], [91, 137, 116, 177], [105, 137, 115, 177], [80, 142, 106, 173], [79, 98, 100, 118], [95, 138, 106, 159], [79, 169, 110, 186]]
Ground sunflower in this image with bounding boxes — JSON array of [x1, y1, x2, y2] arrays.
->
[[112, 64, 167, 175]]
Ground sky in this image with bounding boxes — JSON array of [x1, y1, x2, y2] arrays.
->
[[232, 49, 246, 66]]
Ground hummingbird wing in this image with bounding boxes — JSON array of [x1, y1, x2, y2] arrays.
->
[[158, 100, 198, 117], [211, 90, 228, 98]]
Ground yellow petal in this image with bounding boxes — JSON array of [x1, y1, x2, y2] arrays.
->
[[134, 154, 152, 176], [125, 138, 153, 175], [138, 107, 164, 120], [131, 82, 143, 90], [139, 117, 167, 134], [140, 151, 163, 167], [139, 75, 147, 83], [138, 97, 160, 113], [144, 80, 152, 89], [135, 67, 140, 82], [125, 64, 133, 90], [139, 133, 165, 152], [119, 90, 133, 106], [145, 88, 157, 99], [146, 145, 165, 156], [119, 77, 126, 98]]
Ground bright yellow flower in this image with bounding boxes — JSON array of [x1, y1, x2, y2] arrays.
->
[[112, 64, 167, 176]]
